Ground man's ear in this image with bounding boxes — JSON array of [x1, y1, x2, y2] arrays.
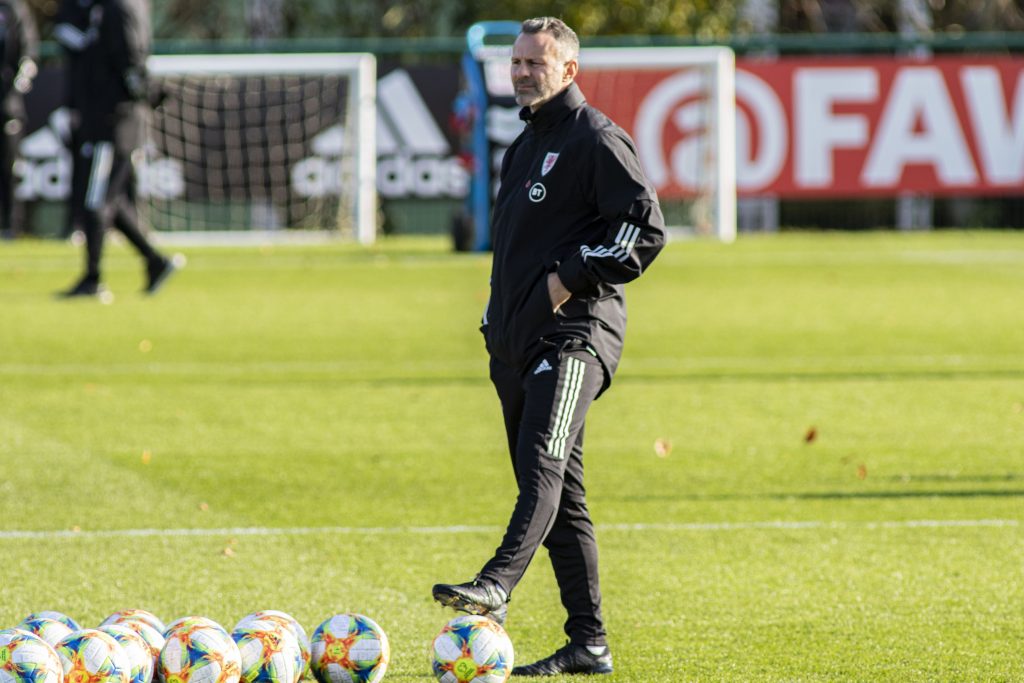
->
[[564, 58, 579, 84]]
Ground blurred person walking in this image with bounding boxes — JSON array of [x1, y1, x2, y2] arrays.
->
[[0, 0, 37, 239], [55, 0, 177, 298], [432, 16, 666, 677]]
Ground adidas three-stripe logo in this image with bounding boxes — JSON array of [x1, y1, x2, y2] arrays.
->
[[580, 221, 641, 263], [545, 356, 586, 460]]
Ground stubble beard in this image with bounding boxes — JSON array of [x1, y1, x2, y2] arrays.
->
[[514, 82, 536, 108]]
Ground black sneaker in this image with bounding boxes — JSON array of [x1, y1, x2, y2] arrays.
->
[[145, 255, 179, 295], [512, 643, 613, 676], [58, 276, 103, 299], [432, 578, 509, 625]]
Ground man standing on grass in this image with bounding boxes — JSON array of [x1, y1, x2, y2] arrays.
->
[[432, 16, 666, 677], [55, 0, 177, 298]]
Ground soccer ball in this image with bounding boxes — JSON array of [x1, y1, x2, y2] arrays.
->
[[233, 612, 309, 679], [163, 618, 231, 641], [102, 611, 167, 637], [430, 616, 514, 683], [231, 620, 302, 683], [14, 617, 73, 649], [23, 613, 80, 633], [55, 628, 132, 683], [0, 628, 63, 683], [158, 619, 241, 683], [97, 625, 155, 683], [107, 620, 165, 664], [309, 614, 389, 683]]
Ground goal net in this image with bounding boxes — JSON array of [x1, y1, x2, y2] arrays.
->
[[141, 53, 377, 243], [477, 45, 736, 242]]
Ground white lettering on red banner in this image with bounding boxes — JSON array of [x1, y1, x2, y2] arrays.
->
[[579, 56, 1024, 198]]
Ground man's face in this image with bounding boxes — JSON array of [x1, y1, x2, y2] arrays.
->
[[510, 31, 577, 111]]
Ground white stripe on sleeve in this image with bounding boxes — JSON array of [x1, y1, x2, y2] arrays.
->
[[581, 221, 641, 263]]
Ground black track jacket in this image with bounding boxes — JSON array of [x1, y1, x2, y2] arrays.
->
[[54, 0, 149, 142], [482, 82, 666, 389]]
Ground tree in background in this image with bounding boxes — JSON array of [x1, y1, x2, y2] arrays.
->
[[18, 0, 1024, 42], [246, 0, 285, 40]]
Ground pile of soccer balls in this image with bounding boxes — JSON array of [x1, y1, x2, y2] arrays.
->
[[0, 609, 513, 683]]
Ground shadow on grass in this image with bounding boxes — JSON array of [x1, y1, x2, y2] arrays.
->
[[602, 488, 1024, 502], [617, 368, 1024, 384], [880, 473, 1022, 484]]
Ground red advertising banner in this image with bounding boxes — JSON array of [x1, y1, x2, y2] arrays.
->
[[579, 56, 1024, 199]]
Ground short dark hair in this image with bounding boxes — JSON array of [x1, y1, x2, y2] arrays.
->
[[520, 16, 579, 61]]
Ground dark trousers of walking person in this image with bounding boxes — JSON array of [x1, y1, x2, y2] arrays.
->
[[72, 110, 161, 284], [480, 340, 609, 647]]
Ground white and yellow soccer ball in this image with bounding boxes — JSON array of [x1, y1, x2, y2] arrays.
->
[[106, 620, 164, 670], [158, 618, 241, 683], [430, 616, 513, 683], [231, 620, 302, 683], [101, 611, 166, 640], [0, 628, 63, 683], [309, 615, 389, 683], [13, 617, 73, 650], [55, 628, 132, 683], [23, 614, 79, 634], [162, 619, 230, 643], [100, 611, 165, 676], [233, 612, 309, 680], [97, 624, 155, 683]]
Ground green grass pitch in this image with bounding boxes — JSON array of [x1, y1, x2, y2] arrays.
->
[[1, 231, 1022, 681]]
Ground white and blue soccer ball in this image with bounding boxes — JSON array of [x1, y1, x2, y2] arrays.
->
[[431, 615, 513, 683], [309, 614, 389, 683], [157, 618, 241, 683], [232, 619, 302, 683], [55, 628, 132, 683], [233, 612, 309, 680], [98, 624, 155, 683], [23, 614, 79, 634], [0, 628, 63, 683], [13, 617, 73, 650], [101, 611, 166, 639]]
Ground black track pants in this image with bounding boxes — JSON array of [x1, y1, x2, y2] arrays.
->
[[72, 112, 160, 280], [480, 341, 608, 646]]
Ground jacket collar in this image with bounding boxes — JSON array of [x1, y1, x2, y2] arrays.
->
[[520, 82, 585, 130]]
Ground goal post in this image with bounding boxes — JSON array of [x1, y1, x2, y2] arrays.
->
[[578, 47, 737, 243], [462, 35, 737, 247], [142, 53, 377, 244]]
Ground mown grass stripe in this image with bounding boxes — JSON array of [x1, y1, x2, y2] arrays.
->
[[0, 518, 1015, 540]]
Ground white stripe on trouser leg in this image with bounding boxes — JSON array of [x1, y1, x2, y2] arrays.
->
[[546, 357, 586, 460], [85, 142, 114, 211]]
